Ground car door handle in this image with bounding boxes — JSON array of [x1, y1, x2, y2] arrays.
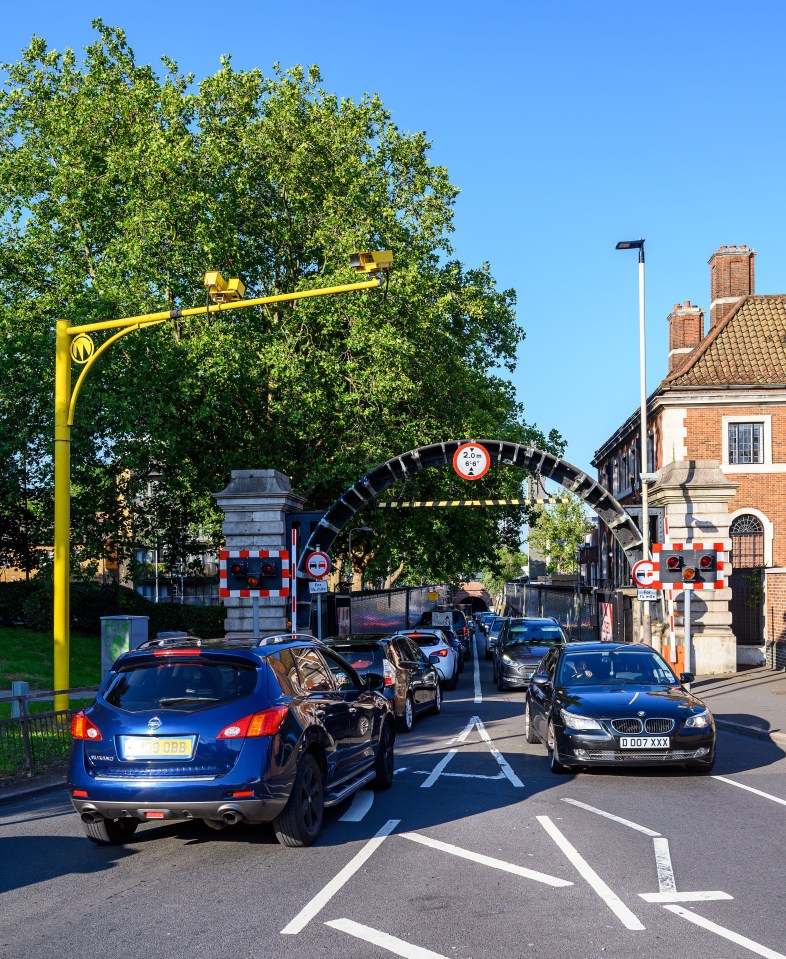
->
[[348, 706, 358, 714]]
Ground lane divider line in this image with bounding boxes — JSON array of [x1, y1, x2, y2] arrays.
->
[[664, 904, 786, 959], [325, 918, 450, 959], [400, 831, 573, 887], [338, 789, 374, 822], [280, 819, 399, 935], [639, 837, 732, 904], [537, 815, 645, 930]]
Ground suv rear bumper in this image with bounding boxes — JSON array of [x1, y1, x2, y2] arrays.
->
[[71, 794, 288, 824]]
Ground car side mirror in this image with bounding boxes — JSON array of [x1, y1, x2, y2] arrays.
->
[[428, 653, 441, 665], [679, 671, 695, 684], [530, 672, 550, 686], [366, 673, 385, 692]]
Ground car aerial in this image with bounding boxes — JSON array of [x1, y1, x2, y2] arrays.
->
[[322, 632, 442, 732], [492, 617, 568, 691], [395, 629, 459, 690], [484, 616, 507, 659], [524, 642, 716, 774], [68, 633, 395, 847]]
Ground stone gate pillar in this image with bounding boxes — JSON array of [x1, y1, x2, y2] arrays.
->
[[648, 460, 738, 674], [213, 470, 306, 639]]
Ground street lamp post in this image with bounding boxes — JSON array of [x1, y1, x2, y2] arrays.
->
[[615, 238, 652, 645], [52, 257, 391, 710], [347, 526, 372, 591]]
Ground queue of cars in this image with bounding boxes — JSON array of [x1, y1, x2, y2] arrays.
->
[[68, 613, 718, 849]]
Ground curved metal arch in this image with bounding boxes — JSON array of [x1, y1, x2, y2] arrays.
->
[[299, 439, 643, 572]]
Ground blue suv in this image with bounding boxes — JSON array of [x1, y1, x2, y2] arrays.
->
[[68, 634, 395, 847]]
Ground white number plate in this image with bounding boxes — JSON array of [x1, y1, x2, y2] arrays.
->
[[619, 736, 670, 749], [122, 736, 195, 759]]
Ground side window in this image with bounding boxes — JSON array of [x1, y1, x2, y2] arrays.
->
[[292, 648, 336, 693], [542, 649, 558, 678], [399, 638, 421, 663], [267, 649, 299, 696], [320, 650, 361, 692]]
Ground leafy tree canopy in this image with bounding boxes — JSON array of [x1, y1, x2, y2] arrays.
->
[[527, 494, 592, 575], [0, 22, 563, 585]]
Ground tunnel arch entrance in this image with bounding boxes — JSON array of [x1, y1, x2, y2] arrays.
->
[[299, 439, 642, 572]]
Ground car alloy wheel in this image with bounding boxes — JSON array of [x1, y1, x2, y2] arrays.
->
[[274, 753, 324, 847], [432, 683, 442, 714], [547, 721, 569, 775], [398, 694, 415, 733]]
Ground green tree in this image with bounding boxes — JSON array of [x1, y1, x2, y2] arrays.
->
[[480, 546, 529, 598], [527, 494, 592, 574], [0, 23, 563, 586]]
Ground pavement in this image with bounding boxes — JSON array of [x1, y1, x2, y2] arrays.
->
[[2, 665, 784, 806]]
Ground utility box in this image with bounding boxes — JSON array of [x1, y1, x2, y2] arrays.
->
[[101, 615, 149, 678]]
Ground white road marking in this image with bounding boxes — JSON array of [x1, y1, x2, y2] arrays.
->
[[561, 798, 661, 837], [394, 767, 408, 775], [538, 815, 645, 930], [422, 715, 524, 788], [280, 819, 399, 934], [473, 629, 482, 703], [338, 789, 374, 822], [413, 770, 506, 780], [713, 775, 786, 807], [639, 837, 732, 904], [325, 918, 450, 959], [399, 831, 573, 886], [665, 905, 786, 959]]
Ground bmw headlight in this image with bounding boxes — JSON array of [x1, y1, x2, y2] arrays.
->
[[560, 710, 602, 731], [501, 654, 513, 665], [684, 708, 712, 728]]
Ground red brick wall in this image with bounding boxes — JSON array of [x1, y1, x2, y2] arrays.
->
[[684, 404, 786, 565], [709, 246, 755, 327], [765, 571, 786, 668]]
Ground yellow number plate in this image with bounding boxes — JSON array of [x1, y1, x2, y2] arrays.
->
[[123, 737, 194, 760]]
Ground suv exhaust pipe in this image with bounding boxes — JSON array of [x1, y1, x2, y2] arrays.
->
[[219, 805, 244, 825], [80, 811, 105, 824]]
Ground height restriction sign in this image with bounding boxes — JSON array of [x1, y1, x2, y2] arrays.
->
[[453, 442, 490, 480]]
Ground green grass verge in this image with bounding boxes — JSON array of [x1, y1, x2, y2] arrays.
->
[[0, 626, 101, 689]]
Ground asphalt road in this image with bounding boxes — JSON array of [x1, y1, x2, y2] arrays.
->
[[2, 634, 785, 959]]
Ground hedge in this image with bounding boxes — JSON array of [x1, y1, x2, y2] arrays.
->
[[0, 579, 226, 638]]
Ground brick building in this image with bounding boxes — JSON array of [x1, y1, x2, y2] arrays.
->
[[592, 245, 786, 669]]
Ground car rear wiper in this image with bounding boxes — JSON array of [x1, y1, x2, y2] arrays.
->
[[158, 696, 221, 706]]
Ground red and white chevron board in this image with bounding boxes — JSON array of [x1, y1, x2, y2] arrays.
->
[[219, 549, 291, 598], [651, 542, 727, 591]]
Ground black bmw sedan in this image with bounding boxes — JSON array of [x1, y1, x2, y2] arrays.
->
[[524, 642, 716, 774]]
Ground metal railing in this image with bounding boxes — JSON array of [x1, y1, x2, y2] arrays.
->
[[0, 685, 99, 779]]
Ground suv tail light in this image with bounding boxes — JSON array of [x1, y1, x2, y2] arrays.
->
[[217, 705, 289, 740], [71, 711, 103, 741]]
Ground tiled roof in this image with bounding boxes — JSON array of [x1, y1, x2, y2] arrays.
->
[[665, 295, 786, 387]]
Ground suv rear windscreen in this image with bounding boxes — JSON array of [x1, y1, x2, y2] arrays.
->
[[104, 660, 258, 712]]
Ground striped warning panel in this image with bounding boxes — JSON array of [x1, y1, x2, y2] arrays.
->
[[377, 497, 569, 508], [219, 549, 291, 598]]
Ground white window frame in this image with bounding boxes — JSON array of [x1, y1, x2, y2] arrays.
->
[[722, 415, 772, 472]]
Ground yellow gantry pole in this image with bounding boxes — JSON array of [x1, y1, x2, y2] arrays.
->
[[52, 275, 383, 710]]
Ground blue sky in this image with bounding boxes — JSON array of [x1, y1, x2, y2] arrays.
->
[[5, 1, 786, 477]]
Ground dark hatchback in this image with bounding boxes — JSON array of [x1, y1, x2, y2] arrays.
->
[[323, 633, 442, 732], [493, 617, 568, 690], [68, 635, 395, 847], [524, 642, 716, 774]]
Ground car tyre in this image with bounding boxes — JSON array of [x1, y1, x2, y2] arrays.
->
[[547, 721, 570, 775], [373, 720, 395, 790], [431, 682, 442, 715], [397, 694, 415, 733], [524, 700, 539, 744], [273, 753, 324, 847], [497, 670, 506, 692], [83, 816, 139, 846]]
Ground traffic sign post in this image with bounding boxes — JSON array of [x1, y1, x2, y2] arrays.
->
[[631, 559, 657, 589]]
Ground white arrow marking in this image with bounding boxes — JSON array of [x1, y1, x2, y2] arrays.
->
[[326, 918, 450, 959], [538, 816, 644, 930], [399, 832, 573, 886], [639, 837, 732, 903], [665, 905, 786, 959]]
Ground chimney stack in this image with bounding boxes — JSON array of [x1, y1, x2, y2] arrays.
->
[[668, 301, 704, 372], [709, 245, 756, 327]]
